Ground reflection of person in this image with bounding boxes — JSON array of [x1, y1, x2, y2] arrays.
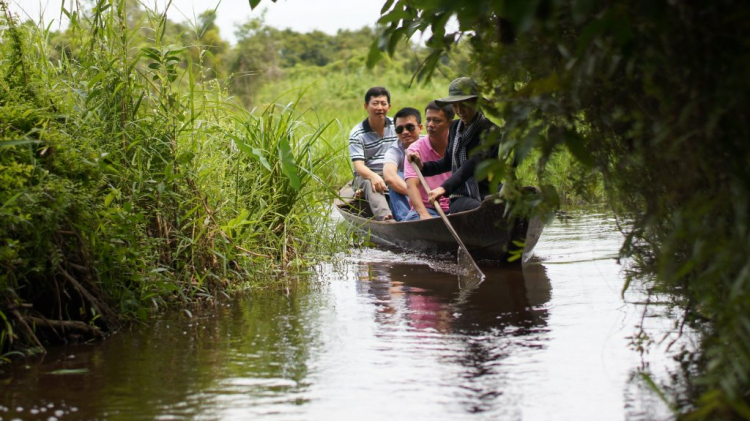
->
[[408, 77, 503, 214], [364, 262, 552, 335], [349, 87, 398, 221], [405, 291, 453, 332], [402, 102, 454, 221], [383, 108, 423, 221]]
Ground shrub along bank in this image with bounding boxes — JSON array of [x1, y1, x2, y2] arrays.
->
[[0, 1, 342, 357]]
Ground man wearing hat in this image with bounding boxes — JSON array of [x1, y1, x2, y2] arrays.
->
[[408, 77, 503, 213]]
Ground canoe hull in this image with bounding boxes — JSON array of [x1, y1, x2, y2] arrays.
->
[[334, 184, 544, 263]]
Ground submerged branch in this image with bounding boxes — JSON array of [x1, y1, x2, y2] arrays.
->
[[10, 309, 45, 352], [55, 263, 118, 329], [26, 316, 103, 338]]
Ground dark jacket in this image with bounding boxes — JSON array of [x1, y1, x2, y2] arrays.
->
[[421, 117, 500, 199]]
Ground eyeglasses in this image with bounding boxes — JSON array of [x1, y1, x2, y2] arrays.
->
[[395, 123, 417, 134]]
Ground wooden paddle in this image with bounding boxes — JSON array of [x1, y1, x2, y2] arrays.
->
[[410, 161, 485, 280]]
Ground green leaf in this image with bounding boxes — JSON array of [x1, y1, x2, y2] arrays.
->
[[165, 45, 187, 55], [177, 151, 195, 165], [224, 210, 251, 231], [278, 137, 301, 191], [378, 7, 410, 25], [140, 47, 161, 61], [249, 0, 262, 9], [0, 193, 22, 209], [507, 252, 522, 262], [230, 134, 272, 171], [0, 139, 43, 148], [415, 50, 442, 82], [405, 19, 425, 39], [381, 0, 396, 15], [563, 129, 595, 168], [48, 369, 89, 375], [104, 190, 116, 208], [87, 71, 106, 87], [429, 13, 449, 45], [366, 38, 384, 68], [388, 27, 405, 56]]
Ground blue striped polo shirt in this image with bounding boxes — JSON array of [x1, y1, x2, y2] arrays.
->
[[348, 117, 397, 175]]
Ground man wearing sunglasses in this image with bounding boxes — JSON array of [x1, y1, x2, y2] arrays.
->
[[349, 87, 398, 221], [382, 107, 424, 221]]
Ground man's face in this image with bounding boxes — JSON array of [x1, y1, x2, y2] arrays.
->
[[394, 115, 422, 148], [453, 100, 478, 124], [425, 109, 451, 139], [364, 95, 391, 121]]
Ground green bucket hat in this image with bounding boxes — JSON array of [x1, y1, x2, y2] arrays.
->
[[435, 77, 479, 107]]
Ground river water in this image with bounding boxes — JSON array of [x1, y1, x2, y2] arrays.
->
[[0, 212, 683, 420]]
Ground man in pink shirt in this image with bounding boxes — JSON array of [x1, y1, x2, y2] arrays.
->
[[402, 102, 455, 220]]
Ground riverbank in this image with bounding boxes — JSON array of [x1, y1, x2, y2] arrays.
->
[[0, 3, 348, 358]]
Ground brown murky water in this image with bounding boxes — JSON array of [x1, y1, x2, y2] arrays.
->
[[0, 212, 682, 420]]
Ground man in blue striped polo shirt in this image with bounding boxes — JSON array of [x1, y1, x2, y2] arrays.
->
[[348, 87, 399, 221]]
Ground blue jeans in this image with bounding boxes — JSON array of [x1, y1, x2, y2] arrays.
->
[[403, 206, 441, 221], [389, 190, 411, 221], [388, 171, 411, 222]]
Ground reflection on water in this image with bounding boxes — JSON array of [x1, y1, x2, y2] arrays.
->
[[0, 212, 679, 421], [353, 262, 551, 415]]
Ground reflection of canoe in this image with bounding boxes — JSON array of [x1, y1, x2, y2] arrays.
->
[[334, 183, 545, 263]]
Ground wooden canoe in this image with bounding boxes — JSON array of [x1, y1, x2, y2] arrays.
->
[[334, 183, 545, 263]]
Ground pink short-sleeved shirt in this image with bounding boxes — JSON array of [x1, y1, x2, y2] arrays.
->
[[403, 136, 451, 212]]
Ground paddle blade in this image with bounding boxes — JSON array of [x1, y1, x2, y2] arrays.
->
[[457, 247, 485, 283]]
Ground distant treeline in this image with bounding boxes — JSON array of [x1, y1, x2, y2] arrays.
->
[[40, 4, 460, 107]]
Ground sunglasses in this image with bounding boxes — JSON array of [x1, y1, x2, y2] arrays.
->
[[395, 123, 417, 134]]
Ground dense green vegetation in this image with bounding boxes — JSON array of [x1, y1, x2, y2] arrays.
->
[[360, 0, 750, 418], [0, 0, 348, 356]]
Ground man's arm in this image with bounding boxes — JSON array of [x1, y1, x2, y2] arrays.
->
[[349, 125, 389, 192], [383, 162, 407, 195], [440, 123, 499, 195], [353, 160, 387, 193], [421, 149, 452, 177], [406, 177, 433, 219]]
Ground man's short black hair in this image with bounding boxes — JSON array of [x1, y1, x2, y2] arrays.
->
[[393, 107, 422, 124], [364, 87, 391, 105], [425, 101, 455, 121]]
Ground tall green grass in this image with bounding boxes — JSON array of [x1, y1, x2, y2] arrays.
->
[[0, 0, 345, 354]]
